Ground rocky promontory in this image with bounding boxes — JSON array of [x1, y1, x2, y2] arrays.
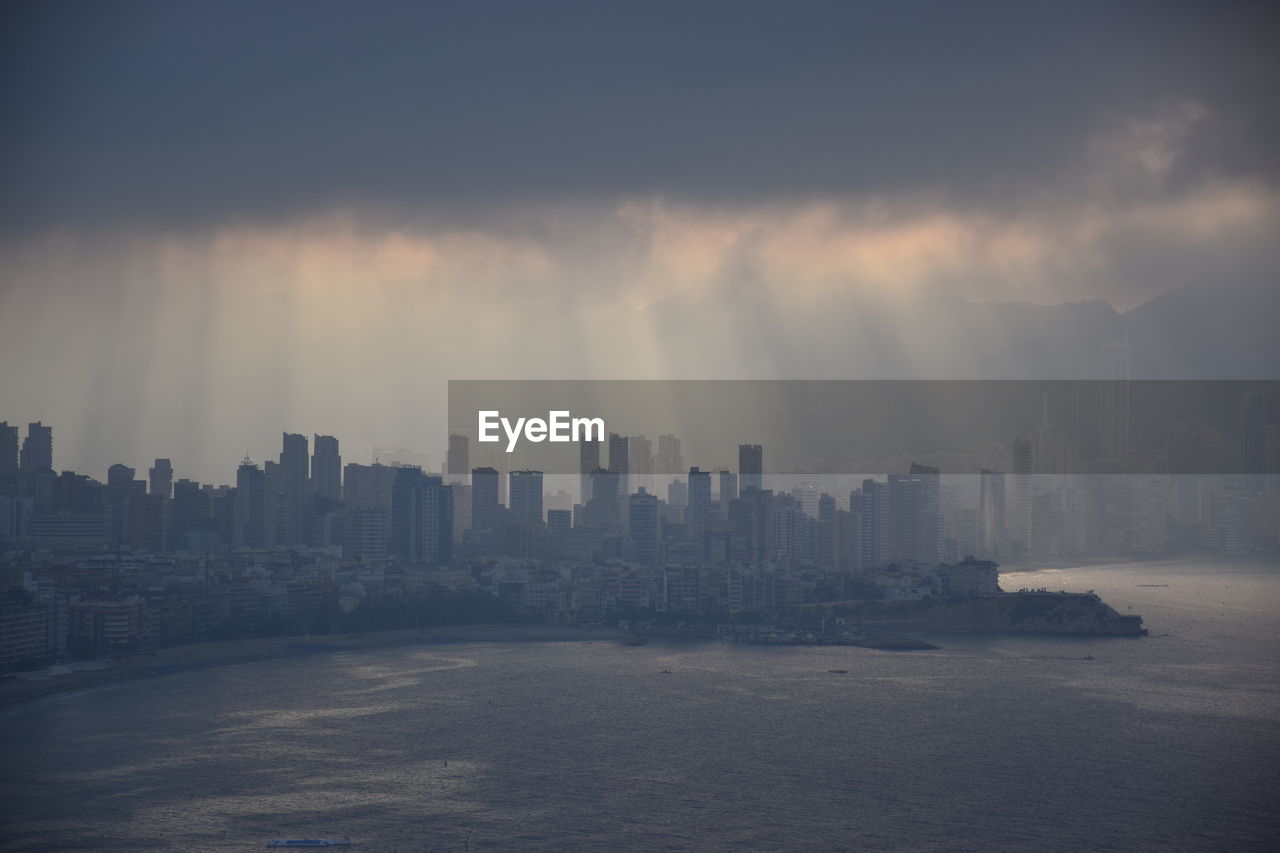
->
[[864, 591, 1147, 636]]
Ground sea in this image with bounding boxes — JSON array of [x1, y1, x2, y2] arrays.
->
[[3, 559, 1279, 852]]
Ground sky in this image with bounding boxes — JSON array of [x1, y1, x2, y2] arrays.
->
[[1, 1, 1277, 482]]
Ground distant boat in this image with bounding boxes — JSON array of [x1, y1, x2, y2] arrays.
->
[[827, 669, 849, 674], [266, 838, 352, 848]]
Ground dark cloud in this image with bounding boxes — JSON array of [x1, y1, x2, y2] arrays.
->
[[2, 0, 1276, 231]]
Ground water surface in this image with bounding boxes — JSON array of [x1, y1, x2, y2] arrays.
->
[[4, 559, 1278, 851]]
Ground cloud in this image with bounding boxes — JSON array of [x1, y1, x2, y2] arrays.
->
[[1, 2, 1276, 480], [2, 1, 1275, 231], [608, 172, 1277, 309], [1091, 100, 1210, 182]]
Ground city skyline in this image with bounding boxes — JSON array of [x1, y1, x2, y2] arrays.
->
[[4, 407, 1276, 567]]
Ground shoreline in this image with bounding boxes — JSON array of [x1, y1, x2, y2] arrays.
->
[[0, 624, 634, 709], [5, 555, 1179, 709]]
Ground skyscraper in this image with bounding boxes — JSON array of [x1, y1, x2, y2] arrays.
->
[[171, 478, 210, 550], [817, 492, 836, 570], [687, 466, 712, 547], [608, 433, 630, 500], [471, 466, 501, 532], [234, 459, 270, 548], [312, 434, 342, 501], [979, 468, 1007, 557], [388, 467, 421, 558], [149, 458, 173, 500], [579, 466, 620, 529], [887, 463, 941, 564], [739, 444, 762, 492], [629, 488, 659, 564], [390, 467, 450, 564], [279, 433, 310, 545], [851, 479, 888, 570], [1009, 436, 1033, 553], [0, 422, 18, 474], [657, 433, 683, 475], [21, 422, 52, 471], [508, 470, 544, 527], [629, 434, 652, 497], [579, 436, 601, 506], [343, 462, 398, 509], [107, 463, 135, 545], [1099, 337, 1132, 466], [717, 469, 738, 517], [345, 506, 390, 562], [446, 433, 469, 483]]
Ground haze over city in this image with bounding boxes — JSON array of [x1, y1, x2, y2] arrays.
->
[[2, 1, 1278, 482]]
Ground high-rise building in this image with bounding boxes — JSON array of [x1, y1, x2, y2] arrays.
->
[[817, 492, 836, 570], [149, 459, 173, 500], [1009, 437, 1033, 552], [471, 467, 501, 531], [21, 422, 52, 471], [629, 435, 652, 496], [730, 486, 772, 564], [629, 488, 660, 564], [278, 433, 310, 545], [657, 433, 683, 476], [126, 479, 148, 549], [687, 467, 712, 548], [608, 433, 630, 500], [979, 469, 1007, 557], [1012, 437, 1033, 475], [887, 463, 941, 564], [146, 459, 173, 550], [234, 459, 270, 548], [281, 432, 309, 476], [1099, 338, 1132, 466], [172, 478, 210, 550], [107, 463, 135, 544], [768, 493, 808, 564], [579, 466, 620, 529], [832, 507, 858, 573], [450, 484, 471, 546], [446, 434, 470, 484], [0, 422, 18, 473], [739, 444, 763, 492], [790, 483, 819, 518], [717, 470, 738, 517], [508, 470, 544, 527], [579, 437, 601, 506], [390, 467, 450, 564], [312, 435, 342, 502], [851, 479, 888, 569], [343, 462, 398, 509], [345, 507, 390, 562]]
